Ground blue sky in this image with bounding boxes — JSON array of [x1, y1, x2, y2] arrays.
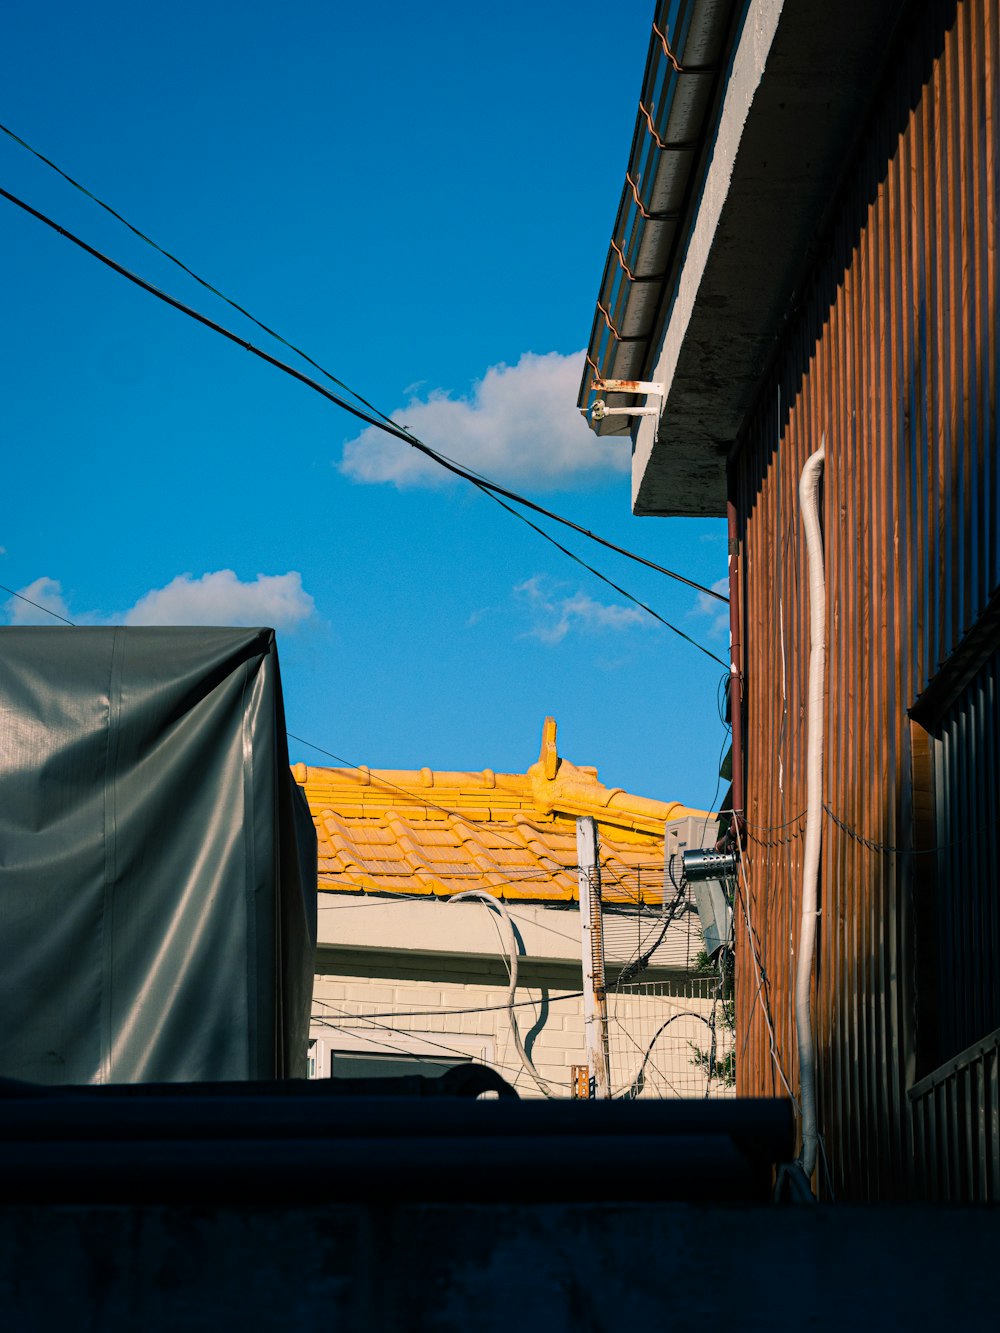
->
[[0, 0, 729, 806]]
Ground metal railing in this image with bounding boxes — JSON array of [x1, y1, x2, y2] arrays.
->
[[909, 1026, 1000, 1202]]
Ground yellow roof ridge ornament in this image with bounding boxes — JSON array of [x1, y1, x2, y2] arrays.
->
[[295, 718, 706, 843], [525, 716, 705, 833], [538, 715, 559, 781], [296, 717, 709, 900]]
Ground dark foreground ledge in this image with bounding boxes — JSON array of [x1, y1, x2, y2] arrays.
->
[[2, 1201, 999, 1331], [0, 1076, 793, 1204]]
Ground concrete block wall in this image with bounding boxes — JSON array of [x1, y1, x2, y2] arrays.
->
[[312, 972, 733, 1098]]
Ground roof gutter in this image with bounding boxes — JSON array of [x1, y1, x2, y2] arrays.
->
[[577, 0, 741, 436], [726, 469, 744, 842]]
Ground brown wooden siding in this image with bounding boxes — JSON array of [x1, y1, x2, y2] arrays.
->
[[733, 0, 1000, 1199]]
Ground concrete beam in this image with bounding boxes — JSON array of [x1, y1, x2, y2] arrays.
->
[[632, 0, 907, 516]]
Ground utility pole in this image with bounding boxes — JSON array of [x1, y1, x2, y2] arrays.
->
[[577, 816, 611, 1099]]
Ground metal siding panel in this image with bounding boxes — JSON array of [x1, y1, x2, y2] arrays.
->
[[991, 660, 1000, 1029], [913, 1092, 925, 1190], [976, 1056, 988, 1200], [734, 0, 998, 1199], [963, 1063, 975, 1199], [974, 671, 989, 1042]]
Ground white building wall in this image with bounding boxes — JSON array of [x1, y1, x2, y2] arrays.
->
[[311, 971, 732, 1099]]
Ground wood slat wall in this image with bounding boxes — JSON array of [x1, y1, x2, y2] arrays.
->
[[733, 0, 999, 1199]]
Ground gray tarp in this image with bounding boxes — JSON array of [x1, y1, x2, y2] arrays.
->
[[0, 626, 317, 1083]]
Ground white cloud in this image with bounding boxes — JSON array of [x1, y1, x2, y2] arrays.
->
[[339, 350, 627, 490], [123, 570, 315, 628], [4, 576, 73, 625], [2, 570, 315, 631], [690, 576, 730, 639], [515, 575, 648, 645]]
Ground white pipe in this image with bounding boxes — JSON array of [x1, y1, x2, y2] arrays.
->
[[796, 440, 826, 1181], [447, 890, 563, 1097]]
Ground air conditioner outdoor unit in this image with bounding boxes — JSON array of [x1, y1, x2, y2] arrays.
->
[[664, 815, 733, 961]]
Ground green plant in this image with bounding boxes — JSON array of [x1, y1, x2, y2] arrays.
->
[[689, 1041, 736, 1087]]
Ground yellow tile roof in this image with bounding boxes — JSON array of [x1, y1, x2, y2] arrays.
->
[[294, 718, 705, 904]]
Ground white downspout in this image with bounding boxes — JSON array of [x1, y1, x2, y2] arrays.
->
[[796, 440, 826, 1181]]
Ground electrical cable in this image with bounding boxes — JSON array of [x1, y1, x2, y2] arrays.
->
[[309, 1014, 459, 1066], [309, 1008, 514, 1073], [0, 181, 730, 645], [614, 855, 689, 985], [446, 890, 564, 1097], [0, 581, 75, 625], [622, 1011, 713, 1100], [311, 992, 584, 1023], [599, 719, 726, 990], [0, 172, 741, 1104], [315, 867, 577, 900], [0, 162, 728, 600], [706, 801, 1000, 854], [737, 835, 835, 1199], [4, 112, 721, 637], [296, 731, 736, 883], [0, 573, 657, 873], [716, 669, 729, 727], [692, 715, 732, 854], [609, 1013, 682, 1099], [317, 895, 592, 981], [0, 580, 598, 864], [0, 118, 401, 432], [312, 1000, 563, 1090], [0, 581, 674, 889], [736, 826, 839, 1198], [479, 487, 727, 667], [287, 730, 593, 860], [734, 842, 798, 1107], [823, 802, 1000, 855]]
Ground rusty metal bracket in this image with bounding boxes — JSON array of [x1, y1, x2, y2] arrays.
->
[[590, 377, 665, 440], [638, 101, 701, 153], [610, 237, 666, 285], [624, 171, 680, 222], [652, 20, 716, 75], [595, 302, 644, 344]]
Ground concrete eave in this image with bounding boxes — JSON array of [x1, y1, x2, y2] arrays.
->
[[632, 0, 907, 516]]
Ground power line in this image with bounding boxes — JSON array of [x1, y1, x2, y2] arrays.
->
[[0, 582, 75, 625], [288, 730, 587, 858], [477, 488, 727, 667], [316, 867, 578, 898], [312, 1001, 556, 1087], [0, 119, 398, 432], [0, 586, 670, 857], [0, 591, 677, 869], [309, 1015, 550, 1092], [0, 580, 644, 863], [0, 124, 728, 604], [312, 992, 585, 1022], [0, 183, 406, 429], [310, 1011, 504, 1072], [823, 801, 1000, 856], [0, 178, 728, 629]]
